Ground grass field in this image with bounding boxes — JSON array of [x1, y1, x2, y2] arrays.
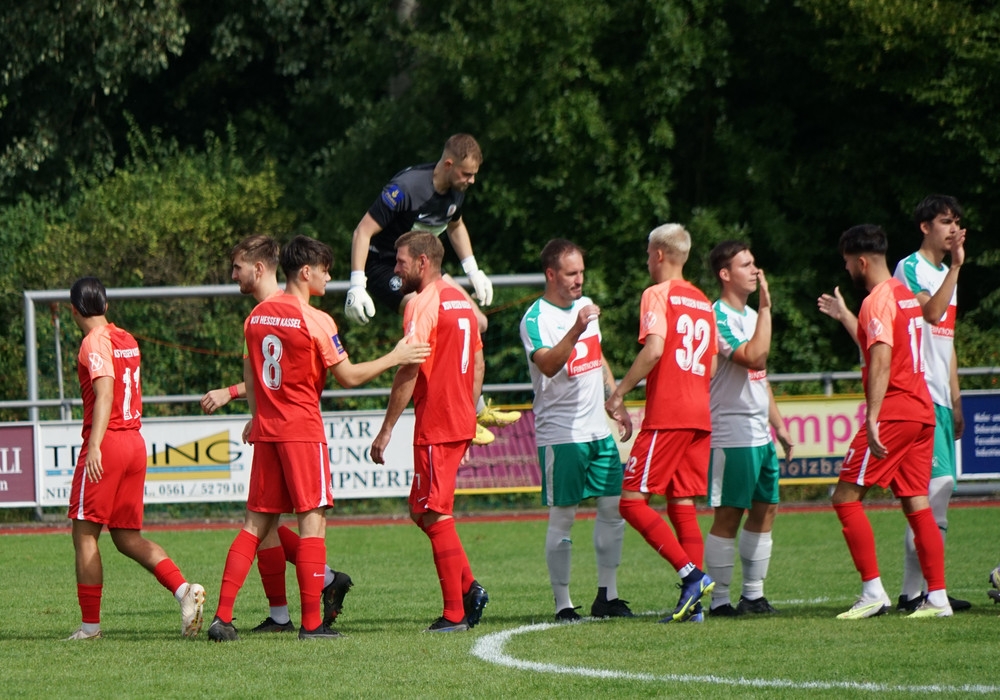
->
[[3, 504, 1000, 698]]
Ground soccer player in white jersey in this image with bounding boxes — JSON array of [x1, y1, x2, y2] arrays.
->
[[703, 241, 794, 617], [893, 194, 968, 612], [520, 239, 634, 621]]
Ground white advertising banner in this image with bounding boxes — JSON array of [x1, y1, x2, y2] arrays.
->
[[38, 410, 416, 506]]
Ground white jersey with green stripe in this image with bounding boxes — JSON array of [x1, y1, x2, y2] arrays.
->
[[710, 300, 771, 447], [893, 252, 955, 408], [520, 296, 611, 447]]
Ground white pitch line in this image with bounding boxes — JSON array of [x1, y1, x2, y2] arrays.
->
[[470, 621, 1000, 694]]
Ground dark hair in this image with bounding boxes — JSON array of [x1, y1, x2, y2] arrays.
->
[[540, 238, 584, 274], [839, 224, 888, 256], [709, 240, 750, 279], [280, 235, 333, 279], [231, 235, 279, 269], [396, 231, 444, 269], [70, 277, 108, 318], [913, 194, 963, 228], [443, 133, 483, 165]]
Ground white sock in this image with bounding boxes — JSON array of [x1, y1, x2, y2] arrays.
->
[[594, 496, 624, 600], [927, 589, 949, 607], [739, 530, 772, 600], [862, 576, 886, 601], [546, 506, 576, 611], [324, 565, 334, 588], [705, 533, 736, 608], [80, 622, 101, 635], [173, 582, 189, 603], [270, 606, 291, 624]]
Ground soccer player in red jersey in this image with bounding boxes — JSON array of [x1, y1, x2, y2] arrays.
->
[[207, 236, 429, 641], [605, 223, 719, 623], [830, 224, 952, 619], [371, 231, 490, 632], [200, 235, 354, 634], [65, 277, 205, 640]]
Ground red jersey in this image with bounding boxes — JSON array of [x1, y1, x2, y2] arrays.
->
[[403, 279, 482, 445], [638, 279, 717, 430], [245, 293, 348, 442], [857, 278, 934, 425], [77, 323, 142, 442]]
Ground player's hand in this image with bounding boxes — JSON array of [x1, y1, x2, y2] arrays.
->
[[953, 404, 965, 437], [613, 405, 633, 442], [775, 429, 794, 462], [345, 285, 376, 324], [468, 269, 493, 306], [241, 420, 253, 444], [200, 388, 231, 415], [84, 445, 103, 483], [951, 228, 966, 268], [370, 428, 392, 465], [817, 286, 846, 321], [605, 393, 627, 432], [865, 417, 887, 460], [757, 269, 772, 310], [577, 304, 600, 331], [393, 337, 431, 365]]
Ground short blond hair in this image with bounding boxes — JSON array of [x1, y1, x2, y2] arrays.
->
[[648, 223, 691, 263]]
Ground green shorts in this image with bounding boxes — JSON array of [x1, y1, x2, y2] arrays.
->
[[932, 403, 956, 481], [707, 443, 780, 510], [538, 436, 623, 507]]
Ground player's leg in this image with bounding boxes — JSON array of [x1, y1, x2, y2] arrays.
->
[[540, 443, 583, 619], [705, 446, 745, 615], [274, 524, 354, 627], [251, 526, 293, 631], [68, 519, 104, 640], [738, 444, 781, 614], [588, 436, 629, 618]]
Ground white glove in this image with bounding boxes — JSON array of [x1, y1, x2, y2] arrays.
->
[[345, 271, 376, 324], [461, 256, 493, 306]]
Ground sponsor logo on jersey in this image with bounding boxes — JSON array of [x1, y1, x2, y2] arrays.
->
[[669, 294, 713, 312], [88, 353, 104, 372], [332, 333, 345, 354], [567, 334, 603, 377], [748, 368, 768, 381], [381, 184, 402, 210], [897, 297, 920, 309], [113, 346, 140, 359], [447, 204, 457, 218]]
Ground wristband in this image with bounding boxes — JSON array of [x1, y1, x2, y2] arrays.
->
[[228, 384, 239, 400], [460, 256, 479, 274], [350, 271, 367, 287]]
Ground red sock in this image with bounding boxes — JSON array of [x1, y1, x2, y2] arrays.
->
[[256, 545, 288, 607], [906, 507, 946, 592], [277, 525, 300, 565], [295, 537, 326, 631], [833, 501, 879, 581], [619, 498, 692, 572], [215, 530, 260, 624], [77, 583, 102, 624], [667, 502, 704, 569], [425, 519, 467, 622], [152, 558, 186, 595]]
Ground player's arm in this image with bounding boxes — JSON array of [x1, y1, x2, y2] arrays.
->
[[200, 382, 245, 414], [817, 286, 859, 346], [531, 304, 599, 378], [731, 271, 773, 370], [602, 352, 633, 441], [950, 349, 964, 436], [767, 384, 794, 460], [864, 341, 891, 459], [345, 213, 383, 323], [473, 347, 485, 410], [329, 338, 430, 388], [918, 230, 964, 325], [447, 218, 493, 305], [84, 376, 114, 483], [370, 363, 419, 465], [241, 357, 256, 444], [605, 333, 663, 422]]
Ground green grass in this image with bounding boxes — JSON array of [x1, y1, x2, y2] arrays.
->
[[3, 505, 1000, 698]]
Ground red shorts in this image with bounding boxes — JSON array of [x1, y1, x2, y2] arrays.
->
[[839, 420, 934, 497], [68, 430, 147, 529], [409, 441, 470, 516], [623, 428, 710, 497], [248, 441, 334, 513]]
